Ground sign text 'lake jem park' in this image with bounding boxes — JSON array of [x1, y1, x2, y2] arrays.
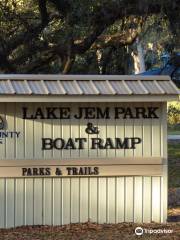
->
[[23, 106, 159, 151]]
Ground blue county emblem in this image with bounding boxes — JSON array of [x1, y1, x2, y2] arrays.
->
[[0, 116, 20, 144]]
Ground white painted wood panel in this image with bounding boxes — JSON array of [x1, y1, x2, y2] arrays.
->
[[0, 102, 164, 160], [0, 103, 5, 159], [143, 177, 151, 222], [116, 177, 125, 222], [53, 178, 62, 225], [0, 101, 167, 227], [125, 177, 134, 222], [25, 178, 33, 225], [142, 103, 152, 157], [133, 103, 143, 157], [134, 177, 143, 222], [34, 104, 43, 159], [43, 178, 52, 225], [6, 179, 15, 228], [107, 177, 115, 223], [89, 178, 98, 222], [152, 103, 161, 156], [34, 178, 43, 225], [106, 104, 116, 158], [80, 177, 89, 222], [6, 103, 15, 159], [98, 178, 107, 223], [15, 179, 24, 226], [62, 178, 70, 225], [24, 103, 34, 159], [71, 178, 80, 223], [43, 104, 53, 159], [0, 179, 5, 227], [15, 103, 25, 159], [0, 176, 164, 227], [61, 103, 71, 159], [71, 104, 80, 158], [152, 176, 161, 222]]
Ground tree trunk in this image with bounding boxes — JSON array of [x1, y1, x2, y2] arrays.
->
[[136, 38, 146, 73]]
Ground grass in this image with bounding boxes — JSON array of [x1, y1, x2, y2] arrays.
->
[[168, 142, 180, 188], [168, 131, 180, 135], [168, 124, 180, 135], [168, 142, 180, 159]]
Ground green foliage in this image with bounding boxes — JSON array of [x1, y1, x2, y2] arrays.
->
[[168, 102, 180, 125]]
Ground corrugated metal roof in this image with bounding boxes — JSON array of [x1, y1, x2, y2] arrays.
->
[[93, 80, 115, 95], [44, 80, 66, 94], [157, 80, 179, 94], [77, 80, 99, 95], [11, 80, 31, 94], [0, 80, 15, 94], [141, 81, 162, 94], [126, 80, 146, 94], [0, 75, 179, 96]]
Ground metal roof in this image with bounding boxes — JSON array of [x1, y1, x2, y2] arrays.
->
[[0, 75, 179, 97]]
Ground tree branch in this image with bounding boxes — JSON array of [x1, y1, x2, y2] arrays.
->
[[38, 0, 49, 26]]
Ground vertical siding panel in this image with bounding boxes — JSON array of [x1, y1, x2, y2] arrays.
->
[[161, 102, 167, 159], [97, 116, 106, 157], [15, 103, 25, 159], [71, 178, 79, 223], [80, 178, 88, 222], [79, 117, 88, 158], [162, 103, 168, 223], [34, 104, 43, 159], [0, 179, 5, 228], [52, 113, 62, 159], [6, 103, 15, 159], [115, 104, 125, 157], [106, 104, 116, 157], [88, 104, 98, 158], [143, 104, 152, 157], [143, 177, 151, 222], [43, 104, 53, 159], [15, 179, 24, 226], [116, 177, 124, 222], [71, 104, 80, 158], [53, 178, 62, 225], [134, 177, 143, 222], [152, 177, 161, 222], [125, 177, 133, 222], [98, 178, 106, 223], [0, 103, 5, 159], [6, 179, 15, 228], [25, 178, 33, 225], [107, 177, 115, 223], [160, 177, 164, 223], [152, 103, 161, 156], [61, 103, 71, 159], [43, 178, 52, 225], [62, 178, 70, 224], [25, 104, 34, 159], [34, 178, 43, 225], [124, 103, 134, 157], [133, 103, 143, 157], [89, 178, 98, 222]]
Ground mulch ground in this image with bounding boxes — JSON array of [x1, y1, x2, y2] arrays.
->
[[0, 221, 180, 240]]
